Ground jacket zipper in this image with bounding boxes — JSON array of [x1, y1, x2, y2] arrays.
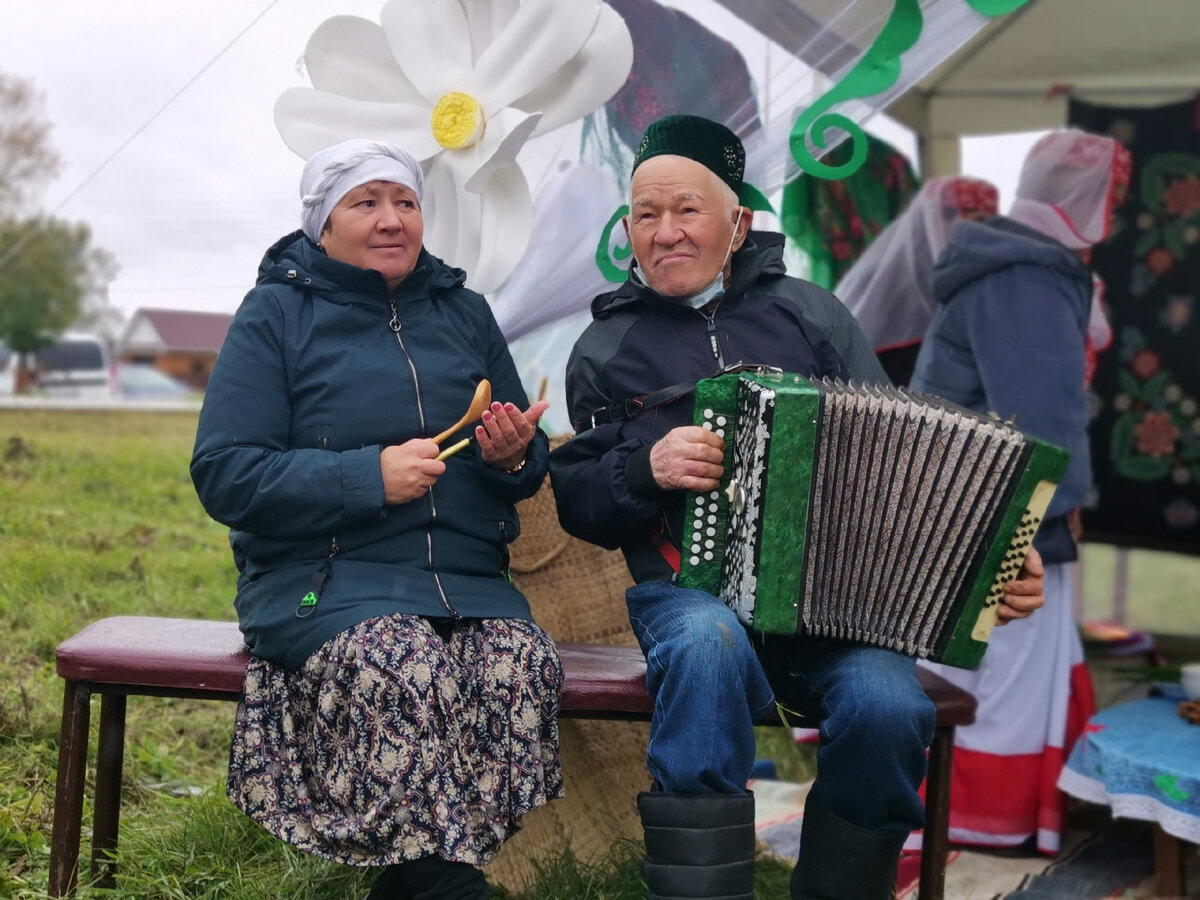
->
[[704, 313, 725, 368], [318, 437, 342, 561], [389, 298, 459, 619], [296, 536, 338, 619], [696, 302, 726, 369]]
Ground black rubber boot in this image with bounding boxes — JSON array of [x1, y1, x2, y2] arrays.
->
[[790, 789, 907, 900], [366, 856, 491, 900], [638, 790, 756, 900], [364, 865, 409, 900]]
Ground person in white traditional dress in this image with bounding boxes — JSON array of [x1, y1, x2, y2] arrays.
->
[[835, 175, 999, 386]]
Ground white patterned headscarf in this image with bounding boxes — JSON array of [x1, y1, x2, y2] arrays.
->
[[299, 139, 424, 244], [1008, 130, 1132, 249], [835, 176, 999, 353]]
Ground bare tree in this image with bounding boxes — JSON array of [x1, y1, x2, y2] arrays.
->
[[0, 69, 62, 216]]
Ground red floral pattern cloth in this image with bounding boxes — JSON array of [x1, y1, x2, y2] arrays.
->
[[227, 614, 564, 867], [780, 134, 920, 289], [1071, 97, 1200, 549]]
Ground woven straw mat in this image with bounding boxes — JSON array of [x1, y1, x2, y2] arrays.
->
[[485, 436, 650, 890]]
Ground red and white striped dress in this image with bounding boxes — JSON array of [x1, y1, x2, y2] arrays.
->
[[917, 563, 1095, 854]]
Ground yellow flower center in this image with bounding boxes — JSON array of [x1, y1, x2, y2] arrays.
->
[[431, 92, 485, 150]]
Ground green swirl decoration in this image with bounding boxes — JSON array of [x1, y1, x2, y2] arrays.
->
[[790, 0, 923, 181], [593, 183, 773, 283], [790, 0, 1031, 181], [965, 0, 1030, 15], [739, 182, 775, 215], [596, 204, 632, 283]]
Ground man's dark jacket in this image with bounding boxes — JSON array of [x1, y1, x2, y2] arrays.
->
[[549, 231, 887, 584]]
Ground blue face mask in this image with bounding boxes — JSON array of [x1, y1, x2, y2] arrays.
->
[[681, 265, 729, 310], [632, 207, 744, 309]]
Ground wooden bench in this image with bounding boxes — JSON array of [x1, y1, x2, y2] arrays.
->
[[51, 616, 975, 899]]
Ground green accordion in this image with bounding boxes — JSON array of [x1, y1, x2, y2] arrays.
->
[[677, 372, 1069, 669]]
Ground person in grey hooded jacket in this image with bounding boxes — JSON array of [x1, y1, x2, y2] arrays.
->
[[911, 129, 1131, 854], [191, 139, 558, 899]]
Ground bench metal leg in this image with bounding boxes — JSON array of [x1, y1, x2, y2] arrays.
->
[[918, 724, 954, 900], [50, 680, 92, 898], [92, 693, 127, 887]]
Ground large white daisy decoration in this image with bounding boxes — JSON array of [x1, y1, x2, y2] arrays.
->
[[275, 0, 633, 293]]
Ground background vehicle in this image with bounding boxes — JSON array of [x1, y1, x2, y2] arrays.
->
[[32, 332, 115, 400], [0, 341, 14, 394], [114, 363, 192, 401]]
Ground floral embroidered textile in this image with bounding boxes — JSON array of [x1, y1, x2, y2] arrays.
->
[[1072, 98, 1200, 552], [780, 134, 919, 289]]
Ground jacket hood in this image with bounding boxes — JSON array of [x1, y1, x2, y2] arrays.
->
[[931, 217, 1090, 306], [592, 230, 788, 318], [255, 229, 467, 302]]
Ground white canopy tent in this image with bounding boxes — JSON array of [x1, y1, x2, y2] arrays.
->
[[761, 0, 1200, 176], [712, 0, 1200, 175]]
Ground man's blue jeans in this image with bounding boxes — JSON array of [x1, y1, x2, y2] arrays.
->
[[626, 580, 935, 833]]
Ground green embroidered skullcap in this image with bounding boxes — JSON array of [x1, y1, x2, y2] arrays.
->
[[632, 114, 745, 196]]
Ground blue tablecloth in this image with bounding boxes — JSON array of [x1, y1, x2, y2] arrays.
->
[[1058, 692, 1200, 844]]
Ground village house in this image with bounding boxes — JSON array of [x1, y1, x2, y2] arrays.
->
[[117, 308, 233, 390]]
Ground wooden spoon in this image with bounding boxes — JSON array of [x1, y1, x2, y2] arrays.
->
[[431, 379, 491, 445]]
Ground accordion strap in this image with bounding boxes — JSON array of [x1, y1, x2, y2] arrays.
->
[[649, 516, 681, 574], [577, 362, 783, 431], [577, 381, 696, 431]]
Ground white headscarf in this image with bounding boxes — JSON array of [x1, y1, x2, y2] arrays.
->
[[1008, 129, 1132, 249], [299, 139, 424, 244], [835, 176, 999, 352]]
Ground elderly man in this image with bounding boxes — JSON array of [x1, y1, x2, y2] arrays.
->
[[549, 114, 1045, 900]]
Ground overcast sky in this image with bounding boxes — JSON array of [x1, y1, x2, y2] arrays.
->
[[3, 1, 394, 323], [2, 1, 1041, 330]]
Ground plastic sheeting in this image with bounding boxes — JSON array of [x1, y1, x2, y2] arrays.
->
[[498, 0, 1017, 431]]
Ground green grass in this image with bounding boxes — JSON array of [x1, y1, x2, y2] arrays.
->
[[0, 410, 240, 899], [1078, 543, 1200, 636], [0, 409, 801, 898], [1, 408, 1197, 897]]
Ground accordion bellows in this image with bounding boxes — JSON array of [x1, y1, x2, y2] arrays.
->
[[678, 372, 1068, 669]]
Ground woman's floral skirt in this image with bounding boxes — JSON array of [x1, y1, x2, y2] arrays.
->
[[227, 614, 564, 866]]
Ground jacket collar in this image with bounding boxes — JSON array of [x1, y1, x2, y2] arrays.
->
[[931, 216, 1091, 306], [257, 230, 467, 303], [593, 230, 787, 319]]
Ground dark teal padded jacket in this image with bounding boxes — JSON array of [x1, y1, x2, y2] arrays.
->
[[191, 231, 548, 670]]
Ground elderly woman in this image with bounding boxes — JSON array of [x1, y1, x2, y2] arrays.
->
[[835, 175, 999, 386], [191, 139, 559, 899], [911, 129, 1131, 856]]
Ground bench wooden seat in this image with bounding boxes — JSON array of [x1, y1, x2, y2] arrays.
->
[[52, 615, 975, 898]]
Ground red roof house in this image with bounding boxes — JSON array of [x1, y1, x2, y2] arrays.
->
[[118, 308, 233, 389]]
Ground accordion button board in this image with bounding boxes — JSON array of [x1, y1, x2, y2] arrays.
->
[[679, 372, 1068, 669]]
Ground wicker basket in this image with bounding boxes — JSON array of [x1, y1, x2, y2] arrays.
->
[[485, 437, 650, 891]]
